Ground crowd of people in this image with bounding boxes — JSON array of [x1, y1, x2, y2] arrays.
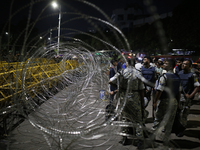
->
[[108, 55, 200, 149]]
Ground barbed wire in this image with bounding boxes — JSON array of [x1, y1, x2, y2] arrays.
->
[[0, 0, 179, 149]]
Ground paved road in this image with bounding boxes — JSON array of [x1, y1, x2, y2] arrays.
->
[[0, 88, 200, 150]]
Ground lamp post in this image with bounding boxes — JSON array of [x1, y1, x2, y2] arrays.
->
[[52, 1, 61, 56]]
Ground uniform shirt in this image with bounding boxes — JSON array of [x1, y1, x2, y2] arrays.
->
[[117, 62, 122, 72], [110, 66, 145, 91], [109, 67, 116, 79], [162, 69, 167, 74]]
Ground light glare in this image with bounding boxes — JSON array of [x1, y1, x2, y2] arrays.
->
[[52, 1, 58, 8]]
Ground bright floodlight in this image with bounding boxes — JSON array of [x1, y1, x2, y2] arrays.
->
[[52, 1, 58, 8]]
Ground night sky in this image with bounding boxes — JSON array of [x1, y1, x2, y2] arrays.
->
[[0, 0, 182, 34]]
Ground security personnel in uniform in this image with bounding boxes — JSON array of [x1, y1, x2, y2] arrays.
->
[[109, 58, 145, 149], [177, 59, 200, 137], [141, 56, 157, 107], [109, 59, 118, 101], [152, 59, 181, 145], [173, 57, 184, 74]]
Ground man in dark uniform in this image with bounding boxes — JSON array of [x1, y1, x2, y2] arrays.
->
[[178, 59, 200, 137], [109, 59, 118, 101], [152, 59, 181, 146], [174, 57, 184, 74], [141, 56, 157, 107]]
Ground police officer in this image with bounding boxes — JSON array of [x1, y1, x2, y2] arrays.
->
[[109, 58, 145, 149], [141, 56, 157, 107], [109, 59, 118, 101], [152, 59, 181, 145], [177, 59, 200, 137], [173, 57, 184, 74]]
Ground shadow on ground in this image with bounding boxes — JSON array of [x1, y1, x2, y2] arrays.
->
[[170, 139, 200, 149], [184, 130, 200, 139], [189, 109, 200, 115], [191, 100, 200, 105], [187, 120, 200, 128]]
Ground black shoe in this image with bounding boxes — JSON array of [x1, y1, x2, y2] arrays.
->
[[119, 136, 128, 145], [137, 140, 145, 150]]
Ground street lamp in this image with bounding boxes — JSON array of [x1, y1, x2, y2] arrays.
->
[[52, 1, 61, 56]]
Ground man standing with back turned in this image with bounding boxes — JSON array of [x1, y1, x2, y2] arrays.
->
[[109, 58, 145, 149]]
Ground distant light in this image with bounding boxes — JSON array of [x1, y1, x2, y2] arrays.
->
[[40, 37, 43, 39], [48, 37, 51, 40], [72, 55, 77, 59], [52, 1, 58, 8], [5, 32, 8, 35]]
